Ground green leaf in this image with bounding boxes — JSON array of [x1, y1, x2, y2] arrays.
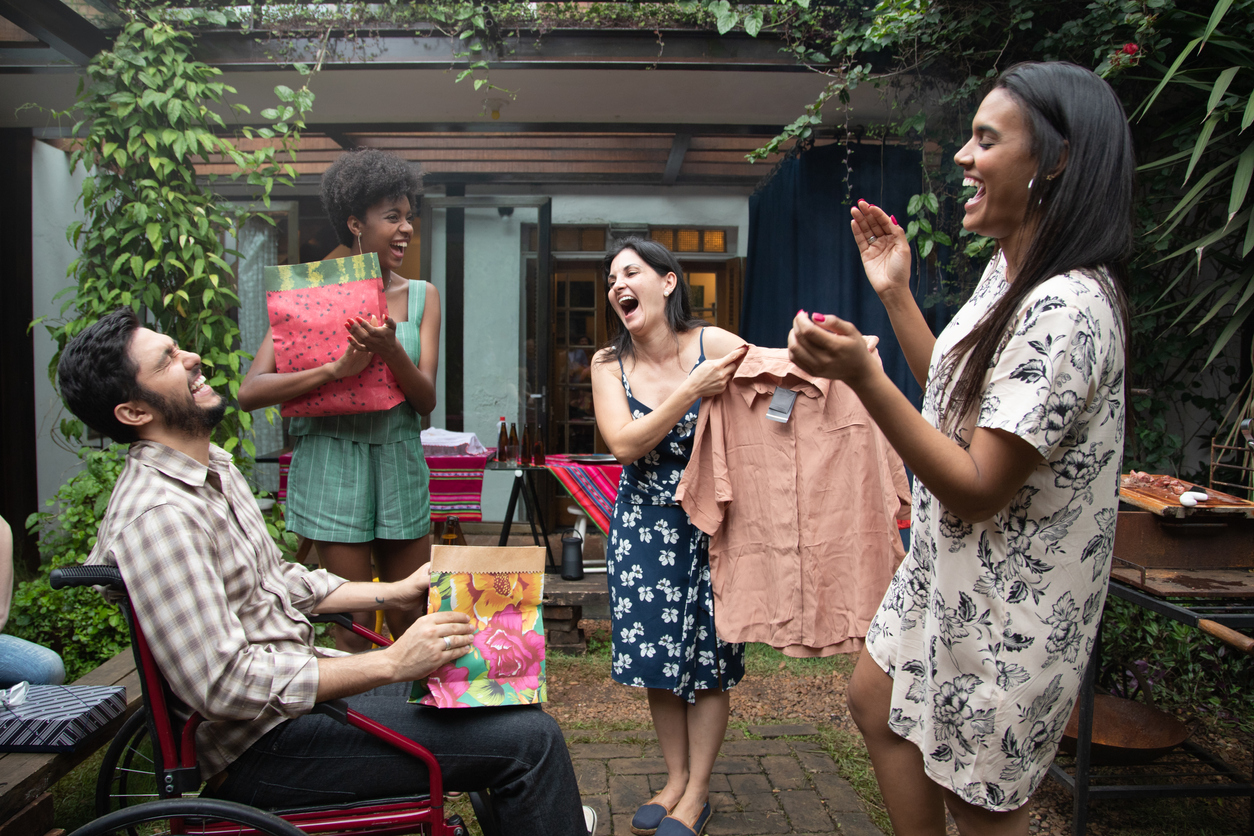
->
[[1207, 67, 1241, 117], [1230, 142, 1254, 220], [744, 8, 763, 37], [1199, 0, 1235, 47], [1184, 114, 1221, 184], [146, 222, 162, 249]]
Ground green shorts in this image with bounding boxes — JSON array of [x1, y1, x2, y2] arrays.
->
[[286, 434, 431, 542]]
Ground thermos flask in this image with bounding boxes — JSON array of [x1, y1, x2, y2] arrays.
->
[[561, 530, 585, 580]]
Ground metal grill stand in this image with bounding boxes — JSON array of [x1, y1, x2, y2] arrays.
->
[[1049, 580, 1254, 835]]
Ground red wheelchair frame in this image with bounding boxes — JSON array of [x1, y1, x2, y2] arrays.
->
[[52, 565, 495, 836]]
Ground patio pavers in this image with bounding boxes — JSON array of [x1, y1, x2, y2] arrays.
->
[[564, 725, 883, 835]]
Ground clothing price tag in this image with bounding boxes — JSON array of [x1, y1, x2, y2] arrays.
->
[[765, 387, 798, 423]]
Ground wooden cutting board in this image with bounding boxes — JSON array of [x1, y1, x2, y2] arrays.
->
[[1119, 475, 1254, 519]]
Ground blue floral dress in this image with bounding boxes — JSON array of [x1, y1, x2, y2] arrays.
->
[[607, 333, 746, 702], [866, 254, 1126, 811]]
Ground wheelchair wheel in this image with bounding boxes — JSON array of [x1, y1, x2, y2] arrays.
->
[[96, 708, 201, 819], [69, 798, 307, 836]]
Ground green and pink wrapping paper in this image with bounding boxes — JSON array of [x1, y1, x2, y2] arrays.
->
[[263, 253, 405, 417], [410, 546, 547, 708]]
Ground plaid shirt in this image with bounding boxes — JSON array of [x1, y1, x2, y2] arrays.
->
[[87, 441, 347, 776]]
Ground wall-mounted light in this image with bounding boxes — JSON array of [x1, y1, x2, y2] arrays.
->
[[483, 97, 509, 120]]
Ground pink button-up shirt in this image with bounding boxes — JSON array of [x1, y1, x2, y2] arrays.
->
[[676, 348, 909, 657]]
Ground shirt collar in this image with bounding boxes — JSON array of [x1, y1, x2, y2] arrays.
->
[[732, 347, 831, 407], [130, 440, 231, 489]]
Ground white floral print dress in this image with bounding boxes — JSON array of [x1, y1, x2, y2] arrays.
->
[[866, 253, 1125, 811]]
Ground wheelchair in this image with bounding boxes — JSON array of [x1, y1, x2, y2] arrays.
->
[[52, 565, 501, 836]]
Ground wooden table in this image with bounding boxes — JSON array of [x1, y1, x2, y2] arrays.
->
[[0, 651, 143, 836]]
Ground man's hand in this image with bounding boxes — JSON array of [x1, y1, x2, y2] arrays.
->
[[390, 563, 432, 609], [385, 611, 475, 681]]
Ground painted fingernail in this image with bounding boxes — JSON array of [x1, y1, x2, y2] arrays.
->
[[797, 309, 806, 318], [812, 313, 826, 322], [891, 215, 898, 225]]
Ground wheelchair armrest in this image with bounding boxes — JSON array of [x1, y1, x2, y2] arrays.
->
[[50, 565, 125, 591], [312, 699, 350, 725], [309, 613, 354, 629]]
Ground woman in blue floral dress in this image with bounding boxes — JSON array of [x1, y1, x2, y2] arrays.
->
[[591, 237, 748, 836], [788, 63, 1133, 835]]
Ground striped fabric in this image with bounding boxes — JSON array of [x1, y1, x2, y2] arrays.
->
[[544, 455, 623, 535], [426, 453, 492, 523]]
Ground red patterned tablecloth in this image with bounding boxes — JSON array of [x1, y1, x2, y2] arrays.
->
[[544, 455, 623, 535], [426, 452, 492, 523]]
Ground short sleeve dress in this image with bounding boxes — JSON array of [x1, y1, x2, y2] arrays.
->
[[286, 279, 431, 543], [607, 331, 746, 702], [866, 254, 1125, 811]]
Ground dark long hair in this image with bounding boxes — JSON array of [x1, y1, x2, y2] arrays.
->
[[597, 237, 706, 364], [938, 61, 1134, 431]]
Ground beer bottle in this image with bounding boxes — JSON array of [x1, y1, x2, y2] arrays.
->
[[441, 515, 468, 546], [532, 431, 546, 466], [496, 417, 509, 462], [508, 423, 520, 464], [521, 423, 532, 464]]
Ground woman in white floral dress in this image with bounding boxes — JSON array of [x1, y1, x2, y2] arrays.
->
[[788, 62, 1133, 835], [591, 237, 749, 836]]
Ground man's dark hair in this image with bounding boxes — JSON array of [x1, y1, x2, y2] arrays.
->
[[58, 309, 144, 443], [321, 149, 422, 247]]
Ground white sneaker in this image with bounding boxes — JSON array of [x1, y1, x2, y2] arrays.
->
[[583, 804, 598, 836]]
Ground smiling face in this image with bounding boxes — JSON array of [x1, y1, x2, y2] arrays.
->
[[126, 328, 226, 438], [606, 247, 678, 336], [954, 88, 1039, 264], [349, 195, 413, 275]]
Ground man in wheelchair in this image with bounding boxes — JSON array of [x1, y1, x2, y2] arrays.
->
[[58, 310, 596, 836]]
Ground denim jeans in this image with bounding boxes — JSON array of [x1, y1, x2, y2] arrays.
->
[[208, 683, 585, 836], [0, 634, 65, 687]]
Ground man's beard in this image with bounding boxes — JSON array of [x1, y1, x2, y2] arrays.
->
[[139, 386, 228, 438]]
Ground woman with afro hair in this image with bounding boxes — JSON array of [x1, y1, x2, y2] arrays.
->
[[240, 148, 440, 652]]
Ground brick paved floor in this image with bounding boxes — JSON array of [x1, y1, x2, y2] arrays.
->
[[564, 724, 883, 836]]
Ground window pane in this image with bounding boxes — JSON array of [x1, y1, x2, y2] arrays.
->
[[651, 228, 674, 250], [676, 229, 700, 252], [570, 279, 596, 309], [581, 227, 606, 251], [554, 227, 581, 251], [703, 229, 725, 253]]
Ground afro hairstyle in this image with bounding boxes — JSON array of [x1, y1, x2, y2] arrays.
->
[[321, 149, 423, 247]]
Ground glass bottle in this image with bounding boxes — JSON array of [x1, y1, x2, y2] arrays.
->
[[496, 417, 509, 463], [532, 430, 546, 466], [508, 423, 520, 464], [440, 515, 468, 546], [520, 423, 532, 464]]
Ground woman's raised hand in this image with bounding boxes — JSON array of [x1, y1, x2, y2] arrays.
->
[[346, 314, 401, 358], [687, 344, 750, 399], [851, 200, 912, 299], [327, 342, 374, 380], [788, 312, 878, 387]]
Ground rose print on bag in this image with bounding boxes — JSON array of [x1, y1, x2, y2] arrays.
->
[[474, 604, 545, 692]]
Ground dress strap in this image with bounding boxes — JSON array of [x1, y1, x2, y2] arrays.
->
[[408, 279, 426, 325], [617, 352, 634, 399]]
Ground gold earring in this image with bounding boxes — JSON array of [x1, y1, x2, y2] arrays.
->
[[355, 231, 363, 253], [1046, 173, 1057, 181]]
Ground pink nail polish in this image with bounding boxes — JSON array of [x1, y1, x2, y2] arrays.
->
[[891, 215, 898, 225], [797, 309, 805, 318], [812, 313, 826, 322]]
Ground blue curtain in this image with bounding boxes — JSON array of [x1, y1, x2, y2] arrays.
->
[[743, 141, 952, 408]]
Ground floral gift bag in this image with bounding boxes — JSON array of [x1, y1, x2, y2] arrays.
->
[[264, 252, 406, 417], [410, 546, 547, 708]]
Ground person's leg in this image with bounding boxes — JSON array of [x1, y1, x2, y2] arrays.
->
[[374, 535, 431, 640], [667, 688, 730, 826], [943, 789, 1031, 836], [0, 634, 65, 686], [646, 688, 691, 812], [210, 684, 585, 836], [846, 649, 946, 836], [315, 541, 376, 652]]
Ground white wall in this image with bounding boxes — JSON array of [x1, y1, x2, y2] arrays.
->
[[30, 141, 88, 506]]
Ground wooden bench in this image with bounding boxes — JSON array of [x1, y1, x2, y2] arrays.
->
[[544, 574, 609, 655], [0, 651, 144, 836]]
